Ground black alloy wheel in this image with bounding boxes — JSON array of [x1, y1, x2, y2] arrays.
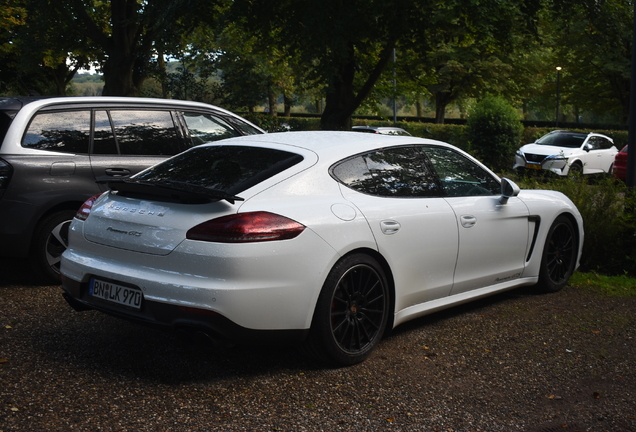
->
[[537, 215, 577, 293], [305, 254, 390, 366]]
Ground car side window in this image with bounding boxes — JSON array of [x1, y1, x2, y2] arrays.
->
[[331, 146, 442, 197], [22, 110, 90, 154], [586, 137, 600, 150], [181, 111, 239, 144], [108, 110, 186, 156], [424, 146, 500, 197], [597, 137, 613, 150], [93, 110, 118, 154]]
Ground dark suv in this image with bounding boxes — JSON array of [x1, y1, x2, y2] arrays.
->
[[0, 96, 264, 283]]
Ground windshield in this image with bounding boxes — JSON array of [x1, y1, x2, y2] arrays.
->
[[536, 133, 587, 148]]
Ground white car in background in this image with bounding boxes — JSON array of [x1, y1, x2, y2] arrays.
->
[[513, 130, 617, 176], [61, 131, 583, 365]]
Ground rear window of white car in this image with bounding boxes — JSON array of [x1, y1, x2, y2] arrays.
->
[[134, 145, 304, 195]]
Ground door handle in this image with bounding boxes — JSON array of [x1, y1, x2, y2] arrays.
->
[[104, 168, 131, 177], [380, 220, 401, 235], [461, 215, 477, 228]]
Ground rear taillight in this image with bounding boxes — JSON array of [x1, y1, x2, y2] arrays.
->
[[75, 193, 103, 221], [186, 211, 305, 243], [0, 158, 13, 191]]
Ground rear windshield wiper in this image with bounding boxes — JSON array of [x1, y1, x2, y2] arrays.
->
[[100, 179, 244, 205]]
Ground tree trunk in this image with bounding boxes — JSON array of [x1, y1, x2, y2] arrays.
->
[[157, 50, 169, 98], [434, 91, 451, 124], [284, 94, 292, 116], [72, 0, 153, 97], [102, 55, 140, 96], [321, 40, 396, 130]]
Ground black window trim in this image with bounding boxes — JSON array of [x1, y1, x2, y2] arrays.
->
[[329, 144, 446, 199], [330, 143, 501, 199]]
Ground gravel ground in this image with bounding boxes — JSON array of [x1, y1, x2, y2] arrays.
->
[[1, 258, 635, 432]]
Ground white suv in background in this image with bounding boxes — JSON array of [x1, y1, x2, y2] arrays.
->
[[0, 96, 264, 283], [513, 130, 617, 176]]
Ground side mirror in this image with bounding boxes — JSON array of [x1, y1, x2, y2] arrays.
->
[[583, 143, 592, 152], [499, 178, 520, 204]]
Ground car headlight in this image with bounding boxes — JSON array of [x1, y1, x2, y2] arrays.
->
[[544, 154, 566, 161], [516, 150, 523, 157]]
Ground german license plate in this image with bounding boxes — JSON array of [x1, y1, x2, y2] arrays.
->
[[89, 278, 143, 310], [526, 163, 542, 170]]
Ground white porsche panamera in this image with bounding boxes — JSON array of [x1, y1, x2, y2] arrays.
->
[[61, 131, 583, 365]]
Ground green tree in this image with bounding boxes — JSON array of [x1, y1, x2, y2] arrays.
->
[[229, 0, 420, 129], [467, 96, 523, 172], [1, 0, 93, 95], [550, 0, 633, 123], [399, 0, 544, 124], [230, 0, 544, 129], [68, 0, 220, 96]]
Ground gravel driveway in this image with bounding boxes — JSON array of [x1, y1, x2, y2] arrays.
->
[[1, 258, 635, 432]]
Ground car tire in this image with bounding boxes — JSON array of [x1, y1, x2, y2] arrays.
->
[[536, 215, 578, 293], [29, 209, 77, 284], [568, 162, 583, 178], [304, 253, 390, 366]]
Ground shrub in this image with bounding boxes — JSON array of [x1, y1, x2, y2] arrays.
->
[[466, 96, 523, 172], [520, 176, 636, 276]]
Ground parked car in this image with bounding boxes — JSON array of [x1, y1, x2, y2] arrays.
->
[[612, 145, 628, 181], [352, 125, 411, 136], [0, 96, 264, 283], [61, 131, 583, 365], [513, 130, 617, 176]]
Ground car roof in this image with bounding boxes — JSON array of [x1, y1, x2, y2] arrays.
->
[[207, 130, 451, 163], [3, 96, 245, 115], [0, 96, 264, 150], [541, 130, 612, 140]]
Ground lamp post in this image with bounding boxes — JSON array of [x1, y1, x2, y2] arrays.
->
[[555, 66, 562, 127], [392, 48, 397, 125]]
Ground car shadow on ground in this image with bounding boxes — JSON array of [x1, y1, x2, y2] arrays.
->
[[2, 256, 544, 383], [0, 257, 52, 287]]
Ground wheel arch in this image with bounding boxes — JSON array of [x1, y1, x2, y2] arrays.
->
[[313, 247, 396, 333], [567, 159, 584, 174], [30, 200, 85, 248], [557, 211, 583, 263]]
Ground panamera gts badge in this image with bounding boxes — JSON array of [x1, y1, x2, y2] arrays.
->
[[107, 227, 142, 237]]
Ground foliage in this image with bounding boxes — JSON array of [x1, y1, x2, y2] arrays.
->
[[466, 96, 523, 171], [519, 176, 636, 277], [549, 0, 633, 123], [164, 63, 221, 103], [0, 0, 94, 95], [570, 271, 636, 297]]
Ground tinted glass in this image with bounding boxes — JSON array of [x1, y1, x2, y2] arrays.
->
[[0, 111, 13, 145], [536, 133, 586, 148], [182, 111, 239, 144], [22, 111, 90, 153], [93, 110, 118, 154], [110, 110, 184, 156], [135, 145, 303, 194], [226, 117, 262, 136], [424, 147, 500, 196], [332, 146, 442, 197], [590, 136, 613, 150]]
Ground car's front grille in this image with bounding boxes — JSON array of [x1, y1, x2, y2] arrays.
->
[[525, 153, 547, 163]]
